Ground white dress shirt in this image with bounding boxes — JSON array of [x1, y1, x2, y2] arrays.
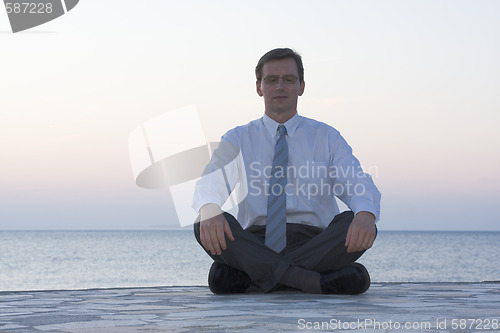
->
[[192, 112, 381, 230]]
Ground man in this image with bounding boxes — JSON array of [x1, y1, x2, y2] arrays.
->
[[192, 48, 381, 294]]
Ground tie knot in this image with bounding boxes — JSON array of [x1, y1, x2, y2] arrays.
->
[[278, 125, 287, 136]]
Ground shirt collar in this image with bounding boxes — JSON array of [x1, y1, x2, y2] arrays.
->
[[262, 112, 300, 139]]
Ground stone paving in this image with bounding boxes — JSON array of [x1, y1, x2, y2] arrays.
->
[[1, 283, 499, 332]]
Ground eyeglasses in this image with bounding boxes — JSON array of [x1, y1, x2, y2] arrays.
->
[[262, 75, 299, 85]]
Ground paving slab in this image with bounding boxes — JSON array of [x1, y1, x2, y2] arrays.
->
[[0, 283, 499, 332]]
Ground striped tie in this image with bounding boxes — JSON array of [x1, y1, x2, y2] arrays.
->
[[265, 125, 288, 252]]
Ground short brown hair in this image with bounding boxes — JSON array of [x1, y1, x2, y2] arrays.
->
[[255, 48, 304, 82]]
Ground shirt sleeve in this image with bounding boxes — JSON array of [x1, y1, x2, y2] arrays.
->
[[192, 131, 244, 213], [329, 131, 381, 222]]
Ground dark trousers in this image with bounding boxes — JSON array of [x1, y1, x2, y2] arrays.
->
[[193, 210, 371, 292]]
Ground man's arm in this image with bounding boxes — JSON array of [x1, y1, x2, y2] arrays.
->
[[199, 203, 235, 255], [345, 211, 376, 253], [327, 130, 380, 252]]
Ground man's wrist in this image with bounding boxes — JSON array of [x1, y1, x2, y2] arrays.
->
[[200, 203, 222, 221], [356, 211, 376, 222]]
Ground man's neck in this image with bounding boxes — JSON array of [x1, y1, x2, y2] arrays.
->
[[265, 110, 297, 124]]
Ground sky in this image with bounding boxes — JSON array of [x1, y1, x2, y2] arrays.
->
[[1, 0, 499, 231]]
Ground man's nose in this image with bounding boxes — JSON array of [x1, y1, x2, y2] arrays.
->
[[275, 78, 286, 89]]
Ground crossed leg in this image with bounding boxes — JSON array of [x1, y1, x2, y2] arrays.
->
[[193, 211, 373, 293]]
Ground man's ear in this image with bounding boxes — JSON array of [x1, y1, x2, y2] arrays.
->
[[298, 80, 305, 96], [256, 80, 263, 96]]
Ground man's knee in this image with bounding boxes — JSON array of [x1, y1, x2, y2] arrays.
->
[[222, 212, 238, 225], [326, 211, 354, 236], [221, 212, 247, 235], [330, 210, 355, 225]]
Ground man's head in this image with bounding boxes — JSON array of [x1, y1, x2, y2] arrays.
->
[[256, 48, 305, 123], [255, 48, 304, 83]]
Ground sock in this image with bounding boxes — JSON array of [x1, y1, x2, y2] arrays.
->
[[279, 266, 322, 294]]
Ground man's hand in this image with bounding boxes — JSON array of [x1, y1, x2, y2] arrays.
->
[[345, 211, 376, 253], [199, 204, 235, 255]]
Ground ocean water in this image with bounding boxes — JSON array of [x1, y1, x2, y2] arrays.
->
[[0, 230, 499, 292]]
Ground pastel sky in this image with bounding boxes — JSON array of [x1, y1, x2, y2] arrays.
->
[[1, 0, 499, 230]]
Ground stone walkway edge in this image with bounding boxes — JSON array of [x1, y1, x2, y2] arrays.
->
[[1, 282, 499, 332]]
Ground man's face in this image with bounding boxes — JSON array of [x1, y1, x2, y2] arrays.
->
[[256, 58, 305, 119]]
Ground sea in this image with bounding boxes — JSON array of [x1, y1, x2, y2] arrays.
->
[[1, 230, 499, 292]]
